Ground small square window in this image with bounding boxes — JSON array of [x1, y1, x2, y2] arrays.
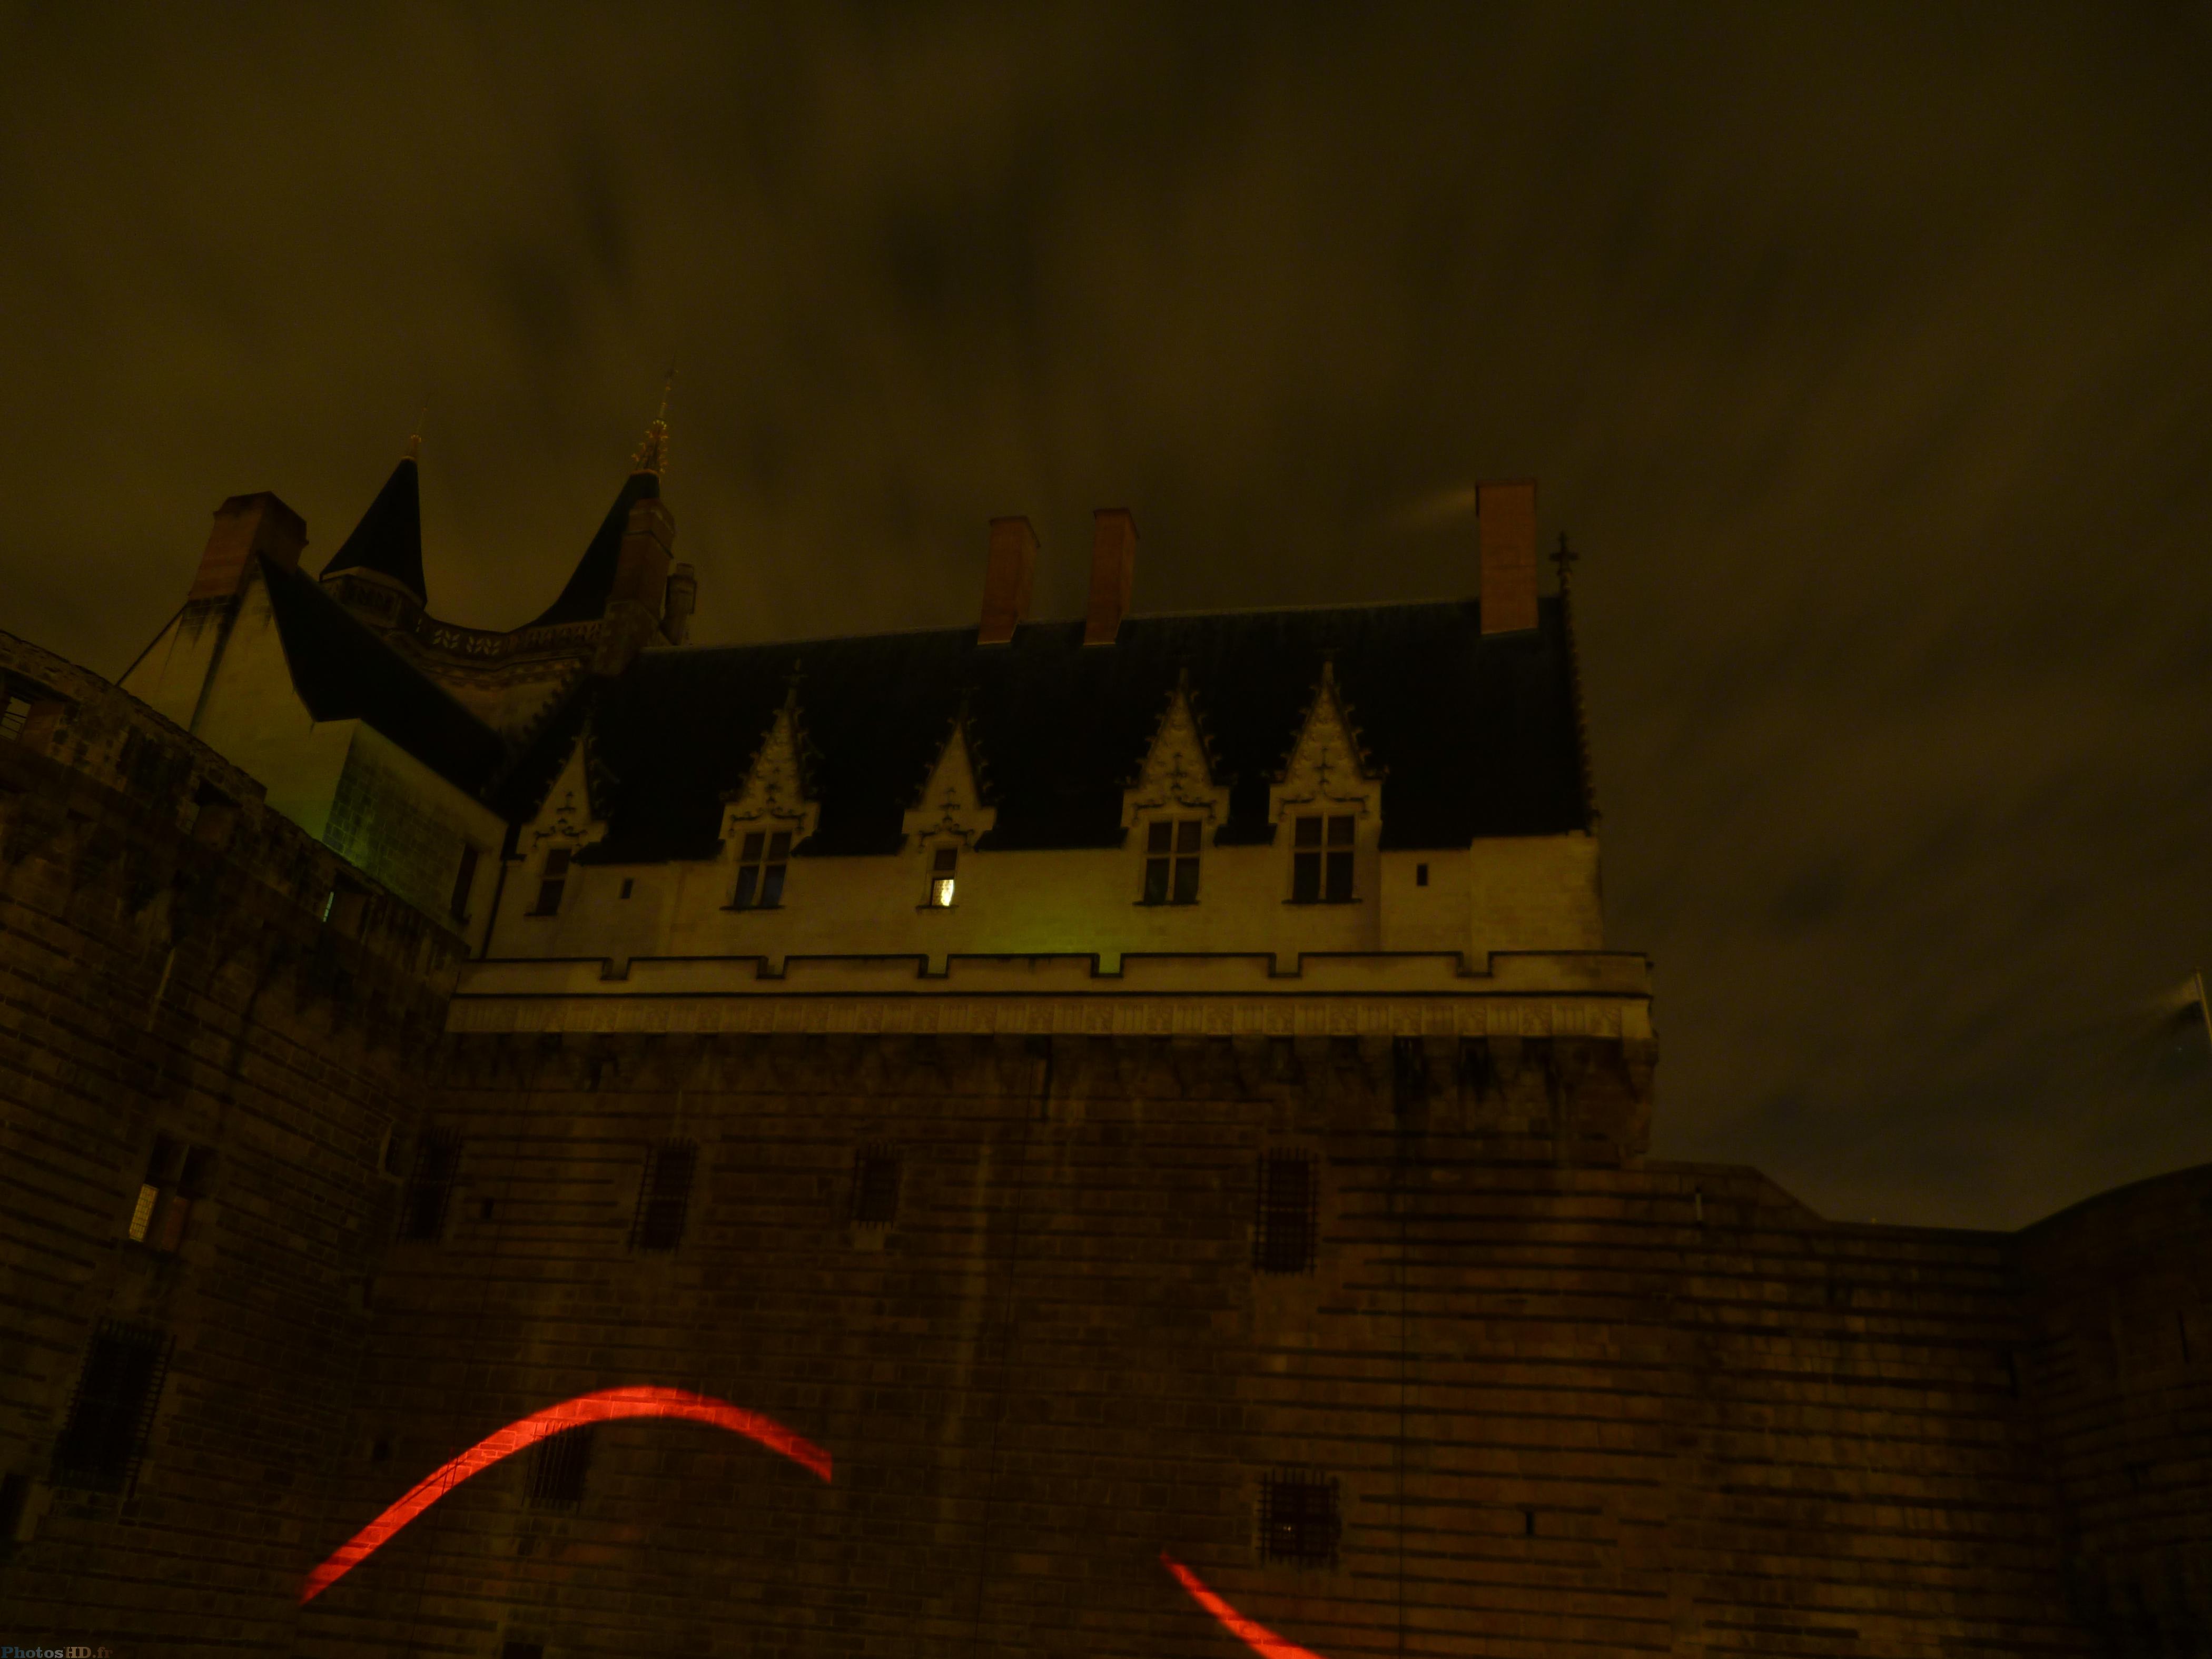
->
[[1257, 1468, 1340, 1566], [852, 1147, 901, 1227]]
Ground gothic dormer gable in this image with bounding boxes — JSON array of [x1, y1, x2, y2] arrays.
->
[[720, 683, 820, 851], [1269, 658, 1383, 826], [901, 708, 996, 844], [526, 736, 608, 855], [1122, 673, 1230, 829]]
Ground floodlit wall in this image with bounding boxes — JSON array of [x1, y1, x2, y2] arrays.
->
[[489, 746, 1605, 974]]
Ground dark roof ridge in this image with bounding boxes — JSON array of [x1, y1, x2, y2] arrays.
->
[[259, 554, 505, 794]]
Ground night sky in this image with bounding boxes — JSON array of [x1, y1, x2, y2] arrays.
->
[[4, 4, 2209, 1230]]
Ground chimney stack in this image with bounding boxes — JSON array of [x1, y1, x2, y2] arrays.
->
[[977, 517, 1038, 645], [1083, 508, 1138, 646], [189, 492, 307, 602], [662, 562, 697, 646], [1477, 480, 1538, 635]]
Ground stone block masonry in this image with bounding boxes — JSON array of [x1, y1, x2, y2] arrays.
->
[[0, 633, 463, 1653], [303, 1031, 2108, 1657]]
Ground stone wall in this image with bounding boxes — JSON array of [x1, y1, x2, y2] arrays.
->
[[298, 1031, 2104, 1658], [2019, 1163, 2212, 1651], [0, 632, 464, 1652]]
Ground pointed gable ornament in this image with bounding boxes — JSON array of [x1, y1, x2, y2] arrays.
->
[[901, 704, 997, 845], [721, 678, 819, 848], [1123, 671, 1230, 829], [1270, 658, 1382, 825], [529, 733, 608, 851]]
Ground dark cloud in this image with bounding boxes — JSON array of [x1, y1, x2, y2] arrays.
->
[[4, 1, 2209, 1227]]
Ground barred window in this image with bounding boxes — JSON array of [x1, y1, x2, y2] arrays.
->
[[52, 1320, 172, 1493], [732, 829, 792, 909], [527, 1426, 592, 1510], [1258, 1468, 1340, 1566], [1290, 814, 1356, 903], [851, 1146, 901, 1228], [1142, 818, 1202, 904], [529, 848, 570, 916], [399, 1129, 460, 1242], [633, 1140, 698, 1252], [1253, 1151, 1318, 1275]]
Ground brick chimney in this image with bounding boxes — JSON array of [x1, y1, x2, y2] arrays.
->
[[1477, 480, 1538, 635], [1083, 508, 1138, 647], [978, 517, 1038, 645], [189, 493, 307, 602], [662, 562, 697, 646]]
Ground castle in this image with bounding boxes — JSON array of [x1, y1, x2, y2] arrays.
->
[[1, 421, 2205, 1656]]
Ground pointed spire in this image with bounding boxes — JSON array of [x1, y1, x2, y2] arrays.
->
[[631, 418, 668, 477], [321, 443, 426, 603], [630, 367, 674, 476], [526, 409, 674, 629]]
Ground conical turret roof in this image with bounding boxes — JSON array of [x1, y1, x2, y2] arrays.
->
[[321, 452, 426, 602], [527, 417, 668, 628]]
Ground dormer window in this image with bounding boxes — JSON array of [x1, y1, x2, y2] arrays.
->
[[1142, 819, 1202, 904], [926, 847, 957, 908], [530, 848, 570, 916], [733, 831, 791, 909], [1291, 814, 1356, 904]]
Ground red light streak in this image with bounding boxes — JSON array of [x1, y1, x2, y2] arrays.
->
[[300, 1385, 831, 1604], [1160, 1551, 1330, 1659]]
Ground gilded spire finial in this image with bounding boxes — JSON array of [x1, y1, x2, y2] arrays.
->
[[631, 363, 675, 475], [407, 405, 426, 462]]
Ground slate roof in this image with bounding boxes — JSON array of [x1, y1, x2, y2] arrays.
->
[[579, 597, 1591, 863], [320, 457, 426, 601], [259, 555, 507, 794], [527, 471, 660, 627]]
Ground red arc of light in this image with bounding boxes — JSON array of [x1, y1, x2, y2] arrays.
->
[[1161, 1551, 1330, 1659], [300, 1385, 832, 1605]]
